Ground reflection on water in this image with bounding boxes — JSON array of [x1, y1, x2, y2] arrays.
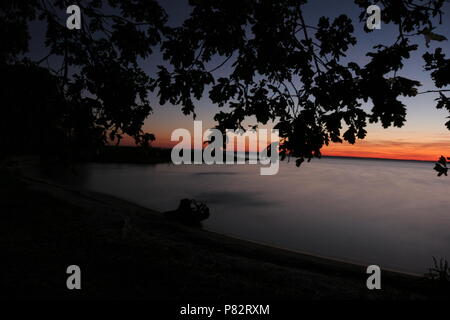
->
[[52, 158, 450, 274]]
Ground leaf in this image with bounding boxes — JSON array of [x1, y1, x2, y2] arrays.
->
[[295, 158, 304, 167], [434, 156, 449, 177], [421, 28, 448, 47]]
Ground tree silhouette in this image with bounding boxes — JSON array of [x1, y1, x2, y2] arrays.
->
[[1, 1, 449, 165], [1, 0, 166, 160], [154, 0, 449, 165]]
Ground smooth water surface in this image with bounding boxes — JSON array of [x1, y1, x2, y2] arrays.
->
[[52, 158, 450, 274]]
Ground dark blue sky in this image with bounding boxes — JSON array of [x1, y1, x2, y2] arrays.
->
[[143, 0, 450, 160], [26, 0, 450, 159]]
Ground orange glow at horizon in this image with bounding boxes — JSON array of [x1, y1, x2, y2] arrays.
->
[[322, 139, 450, 161], [142, 138, 449, 162], [119, 129, 450, 162]]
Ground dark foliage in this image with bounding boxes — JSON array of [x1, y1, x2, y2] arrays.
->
[[1, 0, 449, 164], [434, 155, 449, 176], [426, 257, 450, 283], [154, 0, 449, 164], [0, 0, 166, 160]]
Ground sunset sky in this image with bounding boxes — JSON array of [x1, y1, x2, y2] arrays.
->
[[29, 0, 450, 161], [134, 0, 450, 161]]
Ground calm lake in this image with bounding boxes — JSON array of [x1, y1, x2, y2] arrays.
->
[[54, 158, 450, 274]]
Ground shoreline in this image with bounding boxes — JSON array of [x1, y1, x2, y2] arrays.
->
[[1, 166, 446, 300], [204, 228, 424, 278], [22, 171, 421, 278]]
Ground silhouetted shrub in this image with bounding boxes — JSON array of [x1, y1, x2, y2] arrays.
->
[[426, 257, 450, 283]]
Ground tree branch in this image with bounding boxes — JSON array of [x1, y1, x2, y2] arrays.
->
[[208, 55, 233, 73], [417, 89, 450, 95]]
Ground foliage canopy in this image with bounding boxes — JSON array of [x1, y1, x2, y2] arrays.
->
[[1, 0, 449, 164]]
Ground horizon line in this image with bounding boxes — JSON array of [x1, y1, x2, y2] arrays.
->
[[109, 144, 438, 163]]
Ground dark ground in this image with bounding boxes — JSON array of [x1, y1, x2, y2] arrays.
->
[[0, 166, 449, 300]]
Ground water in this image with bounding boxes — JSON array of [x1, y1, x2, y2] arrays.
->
[[53, 158, 450, 274]]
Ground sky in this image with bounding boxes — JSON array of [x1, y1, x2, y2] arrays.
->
[[135, 0, 450, 161], [28, 0, 450, 161]]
